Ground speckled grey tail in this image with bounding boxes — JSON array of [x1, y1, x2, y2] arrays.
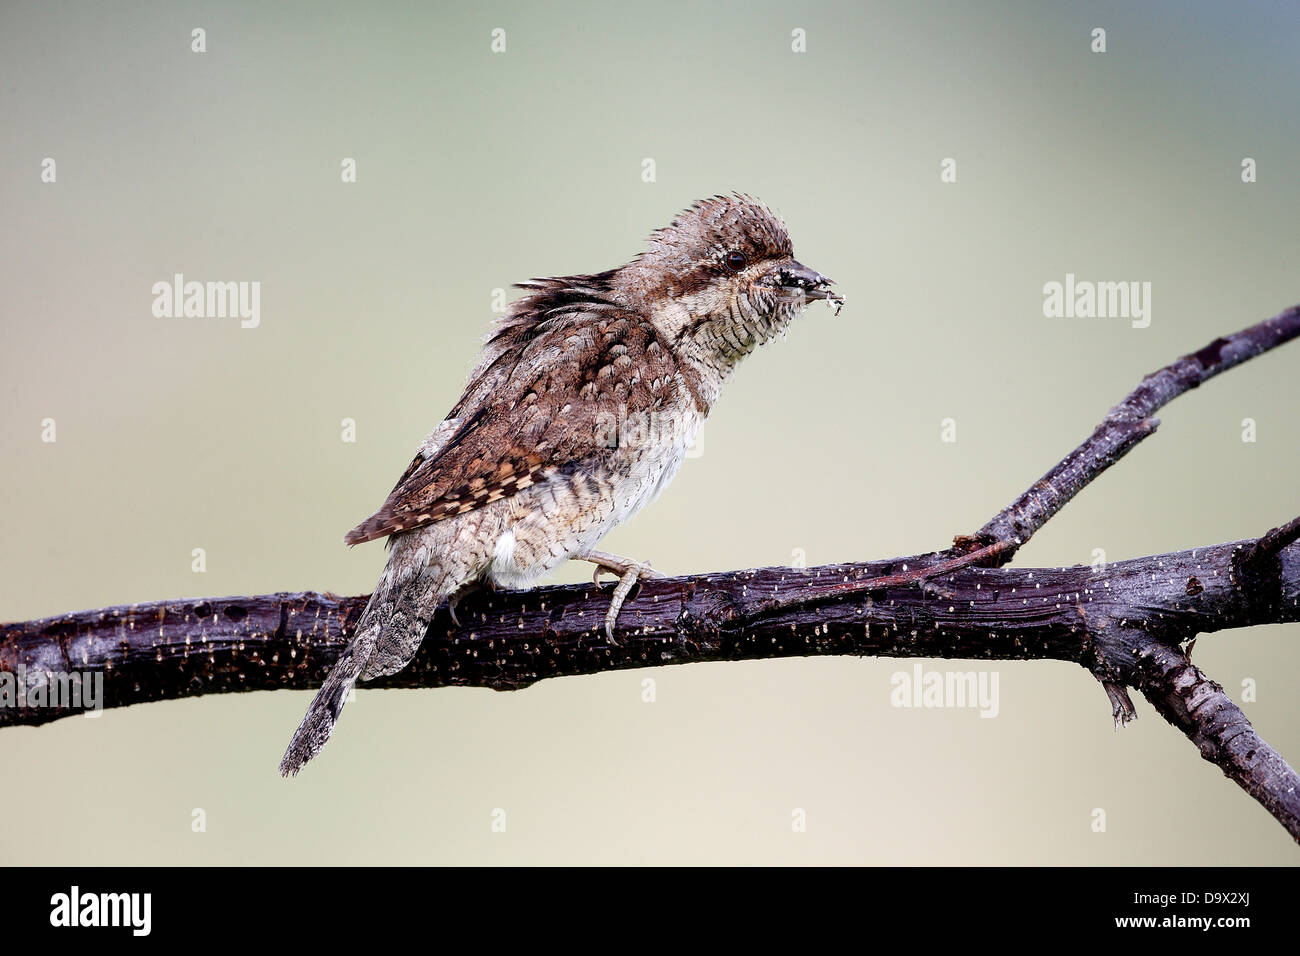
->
[[358, 558, 455, 681], [277, 616, 380, 776], [278, 559, 454, 776]]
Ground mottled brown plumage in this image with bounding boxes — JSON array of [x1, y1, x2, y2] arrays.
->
[[280, 194, 841, 775], [344, 307, 698, 544]]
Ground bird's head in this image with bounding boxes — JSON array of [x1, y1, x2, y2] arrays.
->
[[615, 194, 842, 369]]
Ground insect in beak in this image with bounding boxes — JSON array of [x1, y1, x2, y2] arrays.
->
[[767, 260, 844, 315]]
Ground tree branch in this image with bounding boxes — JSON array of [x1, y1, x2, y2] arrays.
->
[[962, 304, 1300, 559], [1136, 640, 1300, 841], [3, 304, 1299, 842]]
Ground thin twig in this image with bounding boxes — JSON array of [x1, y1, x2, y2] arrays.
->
[[1137, 642, 1300, 841], [966, 305, 1300, 560]]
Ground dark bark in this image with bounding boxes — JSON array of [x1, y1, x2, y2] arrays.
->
[[3, 537, 1296, 712], [1137, 641, 1300, 841], [966, 305, 1300, 557], [3, 304, 1300, 842]]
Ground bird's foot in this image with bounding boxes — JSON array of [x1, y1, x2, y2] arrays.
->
[[577, 550, 665, 644], [445, 580, 487, 628]]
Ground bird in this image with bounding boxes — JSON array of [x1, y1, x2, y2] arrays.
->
[[279, 193, 843, 775]]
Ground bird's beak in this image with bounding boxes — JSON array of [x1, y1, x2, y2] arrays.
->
[[770, 260, 844, 313]]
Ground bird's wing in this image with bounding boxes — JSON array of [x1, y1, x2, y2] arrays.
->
[[344, 310, 698, 545]]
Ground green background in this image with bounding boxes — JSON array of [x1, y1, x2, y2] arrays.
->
[[2, 0, 1297, 863]]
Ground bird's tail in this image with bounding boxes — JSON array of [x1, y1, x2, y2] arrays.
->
[[278, 560, 457, 776], [277, 620, 378, 776]]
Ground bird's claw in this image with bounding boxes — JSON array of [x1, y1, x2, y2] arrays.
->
[[445, 580, 490, 629], [579, 551, 663, 644]]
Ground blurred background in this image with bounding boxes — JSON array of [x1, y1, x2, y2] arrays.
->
[[1, 0, 1297, 864]]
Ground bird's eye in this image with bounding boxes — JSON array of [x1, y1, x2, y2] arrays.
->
[[724, 251, 747, 272]]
